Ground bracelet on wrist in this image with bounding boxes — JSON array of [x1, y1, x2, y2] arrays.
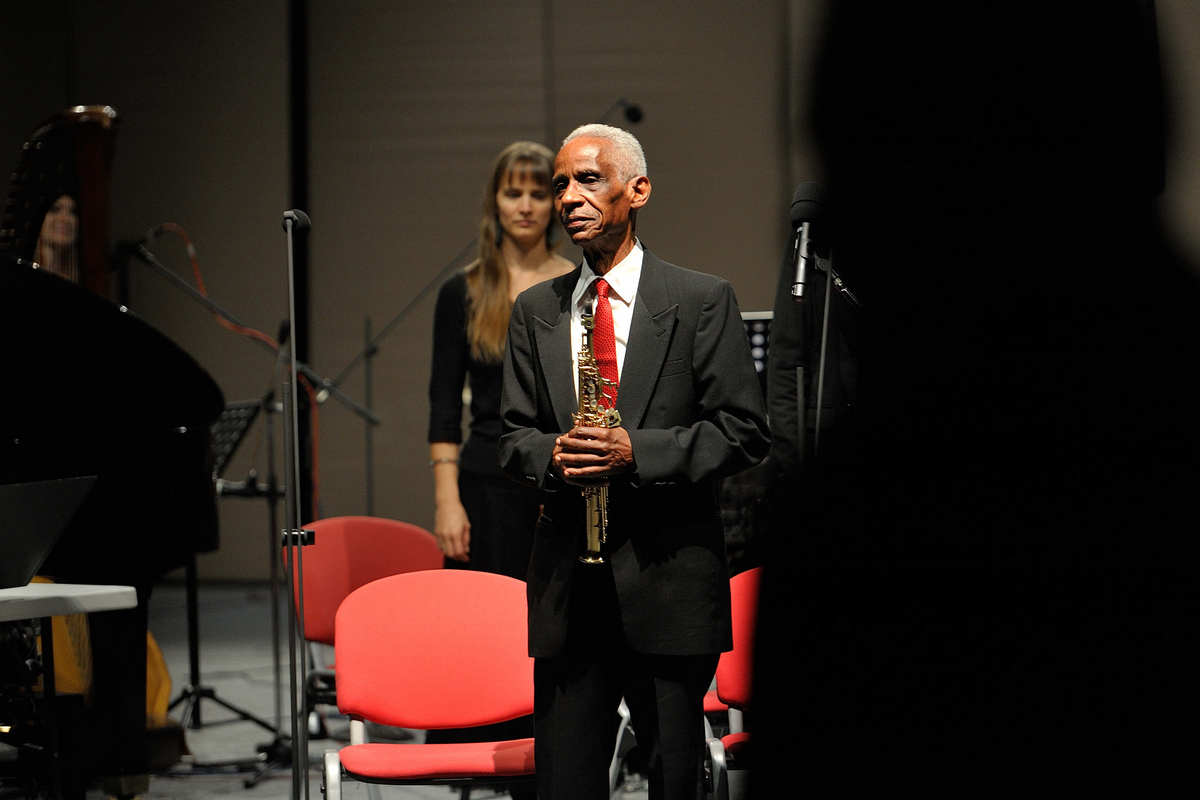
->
[[429, 457, 459, 468]]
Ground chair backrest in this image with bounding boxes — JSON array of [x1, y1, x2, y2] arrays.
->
[[715, 566, 761, 709], [335, 570, 534, 730], [286, 515, 443, 645]]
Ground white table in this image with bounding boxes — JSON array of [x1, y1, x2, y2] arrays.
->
[[0, 582, 137, 622], [0, 582, 137, 799]]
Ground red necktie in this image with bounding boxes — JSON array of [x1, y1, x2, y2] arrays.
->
[[592, 278, 619, 410]]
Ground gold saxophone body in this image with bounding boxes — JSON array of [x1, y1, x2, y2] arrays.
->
[[573, 313, 622, 565]]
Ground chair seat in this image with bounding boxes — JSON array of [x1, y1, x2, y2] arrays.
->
[[339, 738, 535, 780], [703, 690, 728, 714], [721, 731, 751, 768]]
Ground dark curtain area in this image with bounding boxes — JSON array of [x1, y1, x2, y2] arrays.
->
[[754, 1, 1200, 787]]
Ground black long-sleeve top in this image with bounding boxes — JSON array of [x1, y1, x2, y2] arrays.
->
[[427, 271, 505, 477]]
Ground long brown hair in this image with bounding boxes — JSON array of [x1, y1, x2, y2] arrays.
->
[[465, 141, 556, 362]]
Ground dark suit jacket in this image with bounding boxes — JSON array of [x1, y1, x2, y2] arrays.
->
[[499, 249, 770, 658]]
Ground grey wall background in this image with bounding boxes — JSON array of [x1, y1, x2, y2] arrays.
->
[[3, 0, 1199, 580]]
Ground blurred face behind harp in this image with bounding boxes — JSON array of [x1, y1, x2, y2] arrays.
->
[[40, 194, 78, 249]]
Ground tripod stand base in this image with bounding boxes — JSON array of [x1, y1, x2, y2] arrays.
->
[[242, 736, 294, 788], [161, 754, 267, 778], [169, 684, 278, 734], [157, 726, 277, 779]]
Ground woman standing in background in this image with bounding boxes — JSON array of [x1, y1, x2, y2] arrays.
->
[[428, 140, 573, 576]]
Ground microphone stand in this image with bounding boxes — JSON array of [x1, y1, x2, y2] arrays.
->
[[315, 237, 477, 512], [280, 209, 312, 800], [810, 249, 859, 456]]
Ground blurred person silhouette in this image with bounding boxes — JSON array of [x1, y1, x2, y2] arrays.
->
[[754, 1, 1200, 789]]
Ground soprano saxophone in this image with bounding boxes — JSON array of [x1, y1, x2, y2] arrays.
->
[[573, 313, 622, 565]]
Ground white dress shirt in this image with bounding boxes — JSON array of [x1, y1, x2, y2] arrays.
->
[[569, 240, 644, 405]]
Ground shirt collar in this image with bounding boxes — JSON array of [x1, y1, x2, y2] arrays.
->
[[572, 239, 644, 308]]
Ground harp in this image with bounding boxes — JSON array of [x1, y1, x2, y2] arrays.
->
[[0, 104, 119, 296]]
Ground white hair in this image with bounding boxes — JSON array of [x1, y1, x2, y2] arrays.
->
[[562, 123, 648, 182]]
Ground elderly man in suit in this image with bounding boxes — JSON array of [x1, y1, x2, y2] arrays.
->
[[499, 123, 769, 800]]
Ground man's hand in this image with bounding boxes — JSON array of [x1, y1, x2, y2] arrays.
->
[[434, 500, 470, 562], [553, 425, 635, 485]]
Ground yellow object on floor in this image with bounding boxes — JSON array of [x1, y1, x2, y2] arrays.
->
[[145, 628, 171, 726], [31, 575, 92, 697], [31, 576, 171, 724]]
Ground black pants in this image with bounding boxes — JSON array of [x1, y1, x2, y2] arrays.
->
[[448, 469, 541, 579], [534, 564, 718, 800]]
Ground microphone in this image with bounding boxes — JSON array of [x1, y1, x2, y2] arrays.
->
[[604, 98, 644, 125], [141, 224, 165, 244], [281, 209, 311, 232], [277, 320, 333, 403], [111, 229, 157, 269], [315, 382, 332, 405], [789, 182, 823, 302], [112, 224, 163, 257]]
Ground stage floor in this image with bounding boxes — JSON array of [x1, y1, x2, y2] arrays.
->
[[85, 581, 652, 800]]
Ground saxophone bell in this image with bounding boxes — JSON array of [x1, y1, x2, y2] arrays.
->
[[579, 485, 607, 565]]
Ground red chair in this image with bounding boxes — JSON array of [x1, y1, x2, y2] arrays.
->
[[290, 516, 444, 646], [322, 570, 535, 798], [285, 516, 443, 735], [706, 567, 761, 800]]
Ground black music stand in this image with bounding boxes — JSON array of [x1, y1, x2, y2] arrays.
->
[[213, 396, 300, 788], [210, 401, 262, 480], [168, 401, 277, 748]]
